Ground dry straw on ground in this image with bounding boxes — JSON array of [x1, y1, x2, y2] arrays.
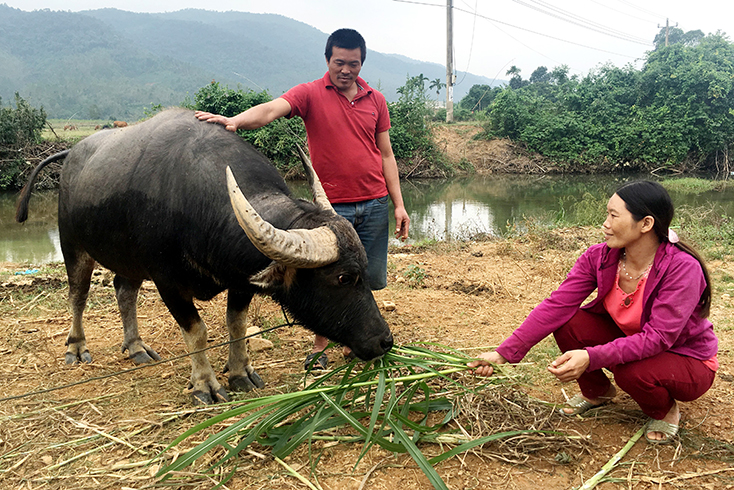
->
[[1, 229, 733, 489]]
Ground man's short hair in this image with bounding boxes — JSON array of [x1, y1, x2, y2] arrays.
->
[[325, 28, 366, 64]]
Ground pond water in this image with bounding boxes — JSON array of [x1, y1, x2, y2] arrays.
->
[[2, 174, 733, 264]]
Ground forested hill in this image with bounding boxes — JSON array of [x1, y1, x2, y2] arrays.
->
[[0, 5, 494, 120]]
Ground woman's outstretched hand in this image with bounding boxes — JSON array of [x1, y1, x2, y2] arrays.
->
[[467, 351, 507, 377]]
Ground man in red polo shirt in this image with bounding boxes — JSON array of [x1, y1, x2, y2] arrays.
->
[[196, 28, 409, 370]]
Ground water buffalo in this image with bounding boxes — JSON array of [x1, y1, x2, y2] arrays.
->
[[16, 108, 393, 404]]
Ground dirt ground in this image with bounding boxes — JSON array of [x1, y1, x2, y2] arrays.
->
[[1, 126, 733, 489], [1, 227, 733, 490]]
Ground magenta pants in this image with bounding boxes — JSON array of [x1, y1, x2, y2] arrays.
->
[[552, 309, 716, 419]]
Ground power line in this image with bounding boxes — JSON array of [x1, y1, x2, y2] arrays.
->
[[589, 0, 660, 25], [451, 4, 643, 57], [393, 0, 647, 58], [454, 0, 479, 86], [615, 0, 668, 22], [515, 0, 651, 44], [456, 0, 566, 76]]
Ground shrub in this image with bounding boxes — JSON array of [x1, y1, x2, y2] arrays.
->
[[389, 74, 452, 176], [0, 93, 47, 190], [187, 81, 306, 173], [0, 93, 46, 148]]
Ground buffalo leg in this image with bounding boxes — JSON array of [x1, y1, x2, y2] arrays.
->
[[64, 249, 95, 364], [157, 287, 228, 405], [225, 290, 265, 392], [114, 275, 161, 364]]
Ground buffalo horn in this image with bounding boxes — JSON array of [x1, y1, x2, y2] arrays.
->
[[296, 144, 335, 214], [226, 166, 339, 268]]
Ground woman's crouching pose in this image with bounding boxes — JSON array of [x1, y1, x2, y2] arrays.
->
[[469, 181, 718, 444]]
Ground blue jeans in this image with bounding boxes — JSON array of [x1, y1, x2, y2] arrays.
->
[[332, 195, 389, 290]]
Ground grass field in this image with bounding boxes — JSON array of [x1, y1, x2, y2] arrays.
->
[[44, 118, 131, 142]]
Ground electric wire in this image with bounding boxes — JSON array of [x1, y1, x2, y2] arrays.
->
[[589, 0, 660, 25], [616, 0, 668, 21], [456, 0, 565, 79], [515, 0, 651, 44], [453, 0, 479, 86], [393, 0, 643, 58]]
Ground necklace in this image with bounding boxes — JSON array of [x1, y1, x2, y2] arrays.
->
[[621, 251, 652, 281]]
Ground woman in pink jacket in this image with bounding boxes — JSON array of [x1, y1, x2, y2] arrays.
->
[[469, 181, 718, 444]]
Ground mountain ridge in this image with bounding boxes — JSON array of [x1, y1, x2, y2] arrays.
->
[[0, 5, 498, 120]]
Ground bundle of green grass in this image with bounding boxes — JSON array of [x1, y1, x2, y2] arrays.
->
[[156, 344, 536, 489]]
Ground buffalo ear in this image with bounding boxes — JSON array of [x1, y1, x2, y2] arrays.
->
[[250, 262, 297, 290]]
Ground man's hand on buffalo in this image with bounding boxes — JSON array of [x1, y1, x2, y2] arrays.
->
[[195, 111, 239, 132]]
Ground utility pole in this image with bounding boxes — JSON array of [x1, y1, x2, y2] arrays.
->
[[446, 0, 454, 123], [657, 18, 677, 47]]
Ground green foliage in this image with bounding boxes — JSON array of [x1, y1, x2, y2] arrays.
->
[[459, 84, 500, 112], [556, 192, 607, 227], [142, 103, 164, 119], [479, 32, 734, 172], [0, 93, 46, 147], [389, 74, 433, 160], [403, 264, 427, 287], [388, 74, 451, 175], [674, 204, 734, 260], [0, 93, 47, 190], [156, 344, 531, 489], [661, 178, 729, 194], [653, 26, 705, 50], [189, 81, 306, 172]]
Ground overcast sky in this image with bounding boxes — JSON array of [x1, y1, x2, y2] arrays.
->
[[5, 0, 733, 84]]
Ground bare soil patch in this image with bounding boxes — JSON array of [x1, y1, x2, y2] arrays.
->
[[432, 123, 561, 174], [1, 228, 733, 490]]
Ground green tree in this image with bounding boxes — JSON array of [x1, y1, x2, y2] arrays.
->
[[506, 65, 527, 89], [481, 31, 734, 172], [653, 27, 705, 49], [0, 93, 46, 148], [638, 33, 734, 167], [429, 78, 445, 103], [189, 81, 306, 173], [388, 74, 450, 176], [0, 93, 47, 190], [459, 84, 499, 112], [529, 66, 550, 84]]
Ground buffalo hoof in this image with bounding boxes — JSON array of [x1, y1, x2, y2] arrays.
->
[[192, 386, 230, 406], [65, 351, 92, 364], [129, 349, 161, 364], [229, 371, 265, 392], [121, 341, 161, 364]]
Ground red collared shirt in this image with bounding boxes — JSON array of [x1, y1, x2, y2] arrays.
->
[[281, 72, 391, 203]]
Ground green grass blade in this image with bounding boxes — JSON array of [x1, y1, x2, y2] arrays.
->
[[391, 423, 449, 490], [317, 392, 405, 453]]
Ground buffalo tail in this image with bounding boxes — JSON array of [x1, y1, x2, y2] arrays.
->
[[15, 149, 70, 223]]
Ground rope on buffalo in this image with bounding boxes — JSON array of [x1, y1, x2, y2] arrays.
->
[[0, 317, 298, 403]]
